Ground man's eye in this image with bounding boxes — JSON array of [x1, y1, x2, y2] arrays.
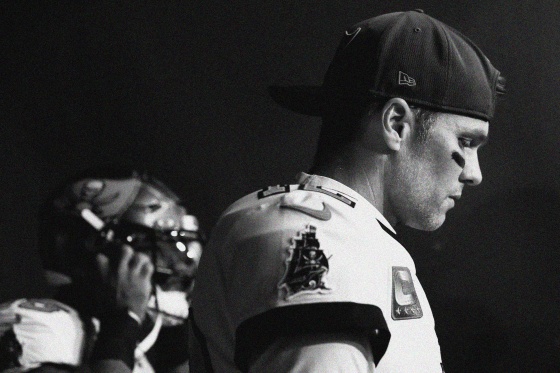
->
[[459, 138, 472, 148]]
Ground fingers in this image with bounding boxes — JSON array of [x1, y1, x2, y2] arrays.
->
[[112, 245, 154, 319], [130, 252, 154, 279], [0, 318, 16, 329], [118, 245, 135, 279], [99, 244, 155, 321], [139, 257, 154, 278], [0, 314, 18, 336], [0, 324, 12, 336], [116, 244, 153, 281]]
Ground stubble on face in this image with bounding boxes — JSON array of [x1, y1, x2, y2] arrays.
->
[[390, 140, 448, 231], [387, 113, 484, 231]]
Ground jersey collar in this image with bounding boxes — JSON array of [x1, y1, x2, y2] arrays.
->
[[296, 172, 397, 235]]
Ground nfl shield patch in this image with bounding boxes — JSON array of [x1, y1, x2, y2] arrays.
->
[[391, 267, 423, 320], [278, 225, 331, 299]]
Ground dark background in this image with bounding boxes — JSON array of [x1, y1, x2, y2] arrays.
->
[[1, 1, 559, 372]]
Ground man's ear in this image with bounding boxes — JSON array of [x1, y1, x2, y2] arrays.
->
[[381, 98, 414, 151]]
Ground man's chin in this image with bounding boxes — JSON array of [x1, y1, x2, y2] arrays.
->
[[404, 214, 446, 231]]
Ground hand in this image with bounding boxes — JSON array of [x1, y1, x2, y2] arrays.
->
[[0, 318, 17, 343], [0, 321, 13, 337], [0, 305, 19, 338], [96, 245, 154, 322], [0, 313, 21, 372]]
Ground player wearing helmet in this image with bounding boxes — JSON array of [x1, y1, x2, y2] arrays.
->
[[0, 168, 204, 373]]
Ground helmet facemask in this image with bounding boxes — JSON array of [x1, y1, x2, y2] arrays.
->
[[44, 173, 204, 325]]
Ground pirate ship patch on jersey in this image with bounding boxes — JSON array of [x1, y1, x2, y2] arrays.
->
[[391, 267, 423, 320], [278, 225, 331, 299]]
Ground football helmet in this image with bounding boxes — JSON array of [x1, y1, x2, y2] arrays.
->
[[39, 170, 204, 324]]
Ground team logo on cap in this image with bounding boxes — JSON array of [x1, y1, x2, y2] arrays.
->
[[278, 225, 331, 299], [398, 71, 416, 87], [343, 27, 361, 48], [391, 267, 423, 320]]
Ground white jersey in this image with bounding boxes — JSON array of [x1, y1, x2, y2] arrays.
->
[[0, 298, 86, 371], [192, 173, 443, 372], [0, 297, 182, 373]]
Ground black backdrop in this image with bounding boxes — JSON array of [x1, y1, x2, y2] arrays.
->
[[1, 1, 559, 372]]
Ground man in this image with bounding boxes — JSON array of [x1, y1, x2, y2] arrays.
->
[[192, 10, 505, 372], [0, 168, 204, 372]]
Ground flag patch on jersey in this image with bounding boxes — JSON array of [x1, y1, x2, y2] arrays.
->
[[278, 225, 331, 299], [257, 184, 290, 199], [391, 267, 423, 320]]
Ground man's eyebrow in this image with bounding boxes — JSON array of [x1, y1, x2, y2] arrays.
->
[[478, 133, 489, 146], [459, 126, 489, 146]]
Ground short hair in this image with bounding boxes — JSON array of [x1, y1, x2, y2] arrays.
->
[[312, 100, 438, 167], [410, 106, 439, 142]]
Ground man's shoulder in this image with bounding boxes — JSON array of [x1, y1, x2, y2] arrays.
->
[[221, 184, 296, 216], [0, 298, 89, 371], [221, 181, 361, 219], [209, 180, 400, 261]]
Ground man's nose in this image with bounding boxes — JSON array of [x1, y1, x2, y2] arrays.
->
[[459, 152, 482, 186]]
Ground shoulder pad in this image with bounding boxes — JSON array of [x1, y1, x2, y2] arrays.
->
[[279, 190, 332, 221], [0, 299, 86, 369]]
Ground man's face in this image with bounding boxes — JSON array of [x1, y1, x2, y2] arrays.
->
[[387, 112, 489, 231]]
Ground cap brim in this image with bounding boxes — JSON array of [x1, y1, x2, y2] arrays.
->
[[268, 85, 325, 116]]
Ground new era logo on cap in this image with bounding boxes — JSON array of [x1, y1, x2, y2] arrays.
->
[[398, 71, 416, 86], [269, 11, 504, 121]]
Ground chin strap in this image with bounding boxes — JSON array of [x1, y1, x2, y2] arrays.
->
[[135, 312, 163, 360], [147, 286, 190, 326], [132, 312, 163, 373]]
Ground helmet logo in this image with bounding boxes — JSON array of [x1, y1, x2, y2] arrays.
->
[[78, 179, 120, 210], [80, 180, 105, 200]]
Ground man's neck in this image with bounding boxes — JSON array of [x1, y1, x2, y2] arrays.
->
[[311, 148, 396, 226]]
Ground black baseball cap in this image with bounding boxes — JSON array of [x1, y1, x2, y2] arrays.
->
[[269, 10, 505, 121]]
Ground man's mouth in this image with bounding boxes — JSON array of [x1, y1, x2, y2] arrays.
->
[[449, 194, 461, 202]]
